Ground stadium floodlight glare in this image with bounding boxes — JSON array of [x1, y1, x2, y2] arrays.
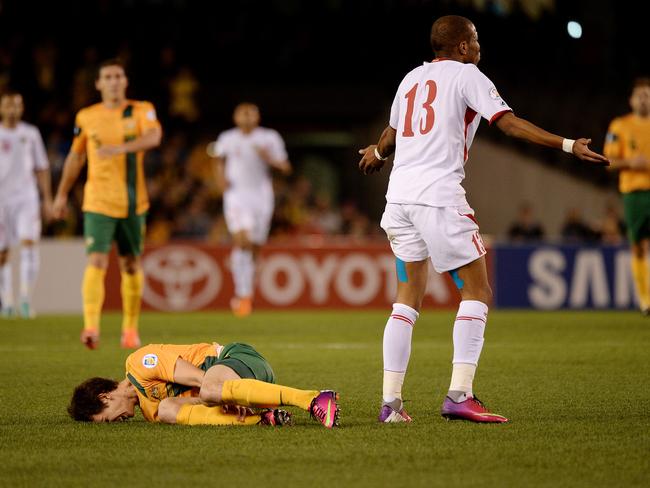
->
[[567, 21, 582, 39]]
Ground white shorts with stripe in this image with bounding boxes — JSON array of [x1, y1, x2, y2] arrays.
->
[[380, 203, 486, 273]]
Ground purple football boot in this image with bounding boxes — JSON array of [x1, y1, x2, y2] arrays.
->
[[441, 395, 508, 423], [378, 399, 412, 423], [309, 390, 340, 428]]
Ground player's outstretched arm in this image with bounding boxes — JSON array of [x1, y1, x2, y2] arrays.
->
[[495, 112, 609, 165], [52, 151, 87, 220], [358, 125, 397, 175], [35, 168, 54, 223]]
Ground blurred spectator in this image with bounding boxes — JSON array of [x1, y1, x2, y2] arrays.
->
[[169, 67, 200, 124], [561, 208, 599, 243], [598, 204, 626, 245], [507, 202, 545, 242], [308, 192, 342, 235]]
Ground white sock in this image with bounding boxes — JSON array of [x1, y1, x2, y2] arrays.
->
[[20, 246, 39, 304], [382, 303, 418, 403], [449, 300, 488, 396], [231, 248, 254, 298], [0, 262, 14, 309]]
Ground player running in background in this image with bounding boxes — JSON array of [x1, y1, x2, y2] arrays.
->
[[0, 91, 53, 318], [604, 78, 650, 315], [210, 103, 291, 317], [358, 15, 608, 424], [68, 340, 339, 428], [52, 59, 162, 349]]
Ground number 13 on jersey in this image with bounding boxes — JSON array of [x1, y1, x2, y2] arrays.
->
[[402, 80, 437, 137]]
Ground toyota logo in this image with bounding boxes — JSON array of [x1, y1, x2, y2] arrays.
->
[[142, 246, 222, 311]]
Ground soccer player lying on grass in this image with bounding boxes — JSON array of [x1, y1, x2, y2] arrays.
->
[[68, 341, 340, 428]]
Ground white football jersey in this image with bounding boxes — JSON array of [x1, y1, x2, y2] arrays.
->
[[0, 122, 49, 203], [214, 127, 287, 200], [386, 59, 511, 207]]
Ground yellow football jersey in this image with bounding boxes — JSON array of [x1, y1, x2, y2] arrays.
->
[[604, 113, 650, 193], [125, 343, 221, 422], [71, 100, 161, 218]]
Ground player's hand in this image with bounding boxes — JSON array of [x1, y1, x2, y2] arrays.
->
[[52, 194, 68, 220], [42, 200, 55, 224], [255, 146, 273, 163], [222, 404, 254, 422], [572, 138, 610, 166], [628, 154, 650, 170], [358, 145, 386, 175], [275, 160, 292, 176], [97, 145, 125, 158]]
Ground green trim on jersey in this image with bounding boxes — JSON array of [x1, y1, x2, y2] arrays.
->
[[127, 373, 147, 398], [122, 104, 137, 216]]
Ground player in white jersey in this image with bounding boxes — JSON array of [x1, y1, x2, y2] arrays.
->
[[0, 92, 53, 318], [358, 15, 609, 424], [211, 103, 291, 317]]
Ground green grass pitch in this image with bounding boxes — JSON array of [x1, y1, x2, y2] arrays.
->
[[1, 310, 649, 487]]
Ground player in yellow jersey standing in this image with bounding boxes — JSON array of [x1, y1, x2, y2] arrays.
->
[[53, 59, 162, 349], [605, 78, 650, 315]]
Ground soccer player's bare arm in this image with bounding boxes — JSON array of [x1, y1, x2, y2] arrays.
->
[[52, 151, 87, 219], [495, 112, 609, 165], [96, 126, 162, 158], [172, 358, 205, 387], [35, 168, 53, 222], [211, 156, 229, 194], [358, 125, 397, 175]]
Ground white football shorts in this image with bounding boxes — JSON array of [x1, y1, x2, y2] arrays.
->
[[380, 203, 486, 273], [0, 198, 42, 249], [223, 193, 273, 245]]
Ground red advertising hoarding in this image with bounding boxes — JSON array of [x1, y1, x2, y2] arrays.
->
[[103, 242, 467, 311]]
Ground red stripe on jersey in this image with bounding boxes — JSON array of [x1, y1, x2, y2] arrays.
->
[[455, 315, 487, 324], [489, 109, 512, 126], [391, 314, 415, 326], [463, 108, 478, 161]]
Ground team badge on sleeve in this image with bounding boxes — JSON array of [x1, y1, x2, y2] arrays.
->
[[146, 109, 157, 121], [142, 354, 158, 368], [605, 132, 618, 143], [489, 87, 501, 99], [73, 126, 81, 137]]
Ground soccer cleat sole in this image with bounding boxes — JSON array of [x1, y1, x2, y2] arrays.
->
[[441, 412, 509, 423]]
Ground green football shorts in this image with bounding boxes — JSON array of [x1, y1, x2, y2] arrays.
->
[[623, 191, 650, 243], [202, 343, 276, 384], [83, 211, 146, 256]]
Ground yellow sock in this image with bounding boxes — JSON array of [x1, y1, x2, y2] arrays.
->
[[176, 404, 261, 425], [631, 255, 650, 309], [82, 265, 106, 331], [121, 270, 143, 332], [221, 379, 319, 411]]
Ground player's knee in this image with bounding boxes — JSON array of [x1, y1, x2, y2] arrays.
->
[[199, 382, 223, 406], [119, 256, 140, 274], [461, 283, 492, 305], [157, 400, 178, 424], [88, 253, 109, 269]]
